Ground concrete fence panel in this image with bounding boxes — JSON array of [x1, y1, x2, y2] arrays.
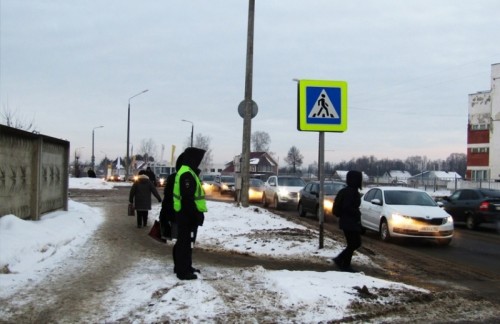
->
[[0, 125, 69, 220]]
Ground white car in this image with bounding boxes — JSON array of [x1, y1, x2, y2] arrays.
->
[[262, 175, 306, 210], [360, 186, 454, 245]]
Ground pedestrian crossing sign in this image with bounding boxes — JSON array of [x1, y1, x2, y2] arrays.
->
[[297, 80, 348, 132]]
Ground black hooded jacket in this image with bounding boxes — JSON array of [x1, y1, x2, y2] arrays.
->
[[160, 153, 184, 222], [177, 147, 206, 227], [337, 170, 363, 232]]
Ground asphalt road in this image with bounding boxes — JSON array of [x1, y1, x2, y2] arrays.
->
[[71, 187, 500, 306], [212, 193, 500, 305]]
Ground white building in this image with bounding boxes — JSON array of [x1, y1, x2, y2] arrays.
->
[[467, 63, 500, 181]]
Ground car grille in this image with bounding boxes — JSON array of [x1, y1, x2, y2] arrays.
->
[[411, 217, 446, 225]]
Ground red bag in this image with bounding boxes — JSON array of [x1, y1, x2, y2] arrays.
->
[[148, 220, 166, 243]]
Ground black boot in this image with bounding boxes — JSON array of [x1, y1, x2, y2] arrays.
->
[[177, 273, 197, 280]]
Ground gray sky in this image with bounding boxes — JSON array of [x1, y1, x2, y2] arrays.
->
[[1, 0, 499, 168]]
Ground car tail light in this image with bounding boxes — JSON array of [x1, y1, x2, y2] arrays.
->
[[479, 201, 490, 211]]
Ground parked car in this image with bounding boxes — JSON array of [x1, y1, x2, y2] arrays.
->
[[262, 175, 306, 210], [213, 175, 236, 196], [248, 178, 265, 202], [441, 188, 500, 230], [157, 173, 169, 187], [360, 186, 454, 245], [200, 174, 218, 194], [106, 174, 124, 182], [298, 181, 346, 218]]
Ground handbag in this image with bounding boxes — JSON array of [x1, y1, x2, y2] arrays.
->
[[128, 203, 135, 216], [148, 220, 166, 243]]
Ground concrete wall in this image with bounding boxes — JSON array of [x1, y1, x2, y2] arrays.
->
[[0, 125, 70, 220]]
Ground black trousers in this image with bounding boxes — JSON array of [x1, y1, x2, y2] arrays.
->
[[173, 219, 197, 275], [136, 210, 148, 227], [336, 230, 362, 267]]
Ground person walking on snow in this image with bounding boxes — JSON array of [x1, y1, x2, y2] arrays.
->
[[333, 170, 363, 272], [173, 147, 207, 280], [129, 170, 162, 228]]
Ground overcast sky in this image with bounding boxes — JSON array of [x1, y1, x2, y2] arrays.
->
[[1, 0, 498, 168]]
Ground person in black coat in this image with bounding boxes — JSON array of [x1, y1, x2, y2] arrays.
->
[[129, 170, 162, 228], [145, 166, 157, 186], [173, 147, 206, 280], [159, 153, 184, 239], [87, 168, 96, 178], [333, 170, 363, 272]]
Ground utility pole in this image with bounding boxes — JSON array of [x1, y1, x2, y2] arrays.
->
[[240, 0, 256, 207]]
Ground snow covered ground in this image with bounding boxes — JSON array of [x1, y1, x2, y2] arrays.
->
[[0, 178, 443, 322]]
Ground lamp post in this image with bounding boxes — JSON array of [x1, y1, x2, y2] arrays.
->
[[182, 119, 194, 147], [91, 125, 104, 170], [74, 147, 84, 178], [126, 89, 149, 180]]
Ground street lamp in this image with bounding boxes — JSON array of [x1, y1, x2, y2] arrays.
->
[[91, 125, 104, 170], [181, 119, 194, 147], [74, 147, 84, 177], [126, 89, 149, 180]]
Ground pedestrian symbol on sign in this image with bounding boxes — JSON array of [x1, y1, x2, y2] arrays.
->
[[308, 89, 339, 119]]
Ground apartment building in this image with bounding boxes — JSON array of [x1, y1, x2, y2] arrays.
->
[[467, 63, 500, 181]]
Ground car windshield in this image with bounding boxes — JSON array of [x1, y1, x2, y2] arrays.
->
[[481, 189, 500, 198], [221, 176, 235, 183], [324, 183, 346, 195], [278, 177, 305, 187], [250, 179, 263, 187], [384, 190, 437, 206], [202, 175, 216, 181]]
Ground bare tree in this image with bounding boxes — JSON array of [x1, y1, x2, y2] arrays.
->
[[139, 138, 158, 162], [251, 131, 271, 152], [1, 107, 38, 132], [284, 146, 303, 174]]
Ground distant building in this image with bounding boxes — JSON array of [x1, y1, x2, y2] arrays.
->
[[224, 152, 278, 180], [332, 170, 369, 183], [381, 170, 412, 184], [467, 63, 500, 181], [408, 171, 462, 188]]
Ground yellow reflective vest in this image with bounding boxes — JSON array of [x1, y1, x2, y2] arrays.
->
[[173, 165, 207, 212]]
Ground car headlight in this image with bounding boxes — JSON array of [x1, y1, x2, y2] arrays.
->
[[444, 215, 453, 224], [323, 199, 333, 211], [391, 213, 412, 225], [277, 188, 289, 198]]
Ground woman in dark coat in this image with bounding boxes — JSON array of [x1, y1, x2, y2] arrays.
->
[[333, 170, 363, 272], [129, 170, 162, 228]]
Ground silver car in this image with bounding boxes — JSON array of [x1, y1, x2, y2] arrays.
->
[[360, 186, 454, 245], [262, 175, 306, 210]]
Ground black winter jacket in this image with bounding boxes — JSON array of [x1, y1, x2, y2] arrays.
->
[[129, 174, 162, 210], [337, 170, 363, 232]]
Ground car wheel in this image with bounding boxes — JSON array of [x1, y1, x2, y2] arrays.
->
[[380, 219, 391, 242], [466, 214, 477, 230], [262, 194, 268, 207], [298, 202, 306, 217], [273, 195, 281, 210]]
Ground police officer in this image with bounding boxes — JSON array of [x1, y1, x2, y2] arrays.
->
[[173, 147, 207, 280]]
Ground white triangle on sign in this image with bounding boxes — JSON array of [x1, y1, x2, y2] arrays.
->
[[308, 89, 339, 119]]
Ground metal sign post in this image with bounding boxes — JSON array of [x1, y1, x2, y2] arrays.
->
[[296, 79, 348, 249], [318, 131, 325, 248]]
